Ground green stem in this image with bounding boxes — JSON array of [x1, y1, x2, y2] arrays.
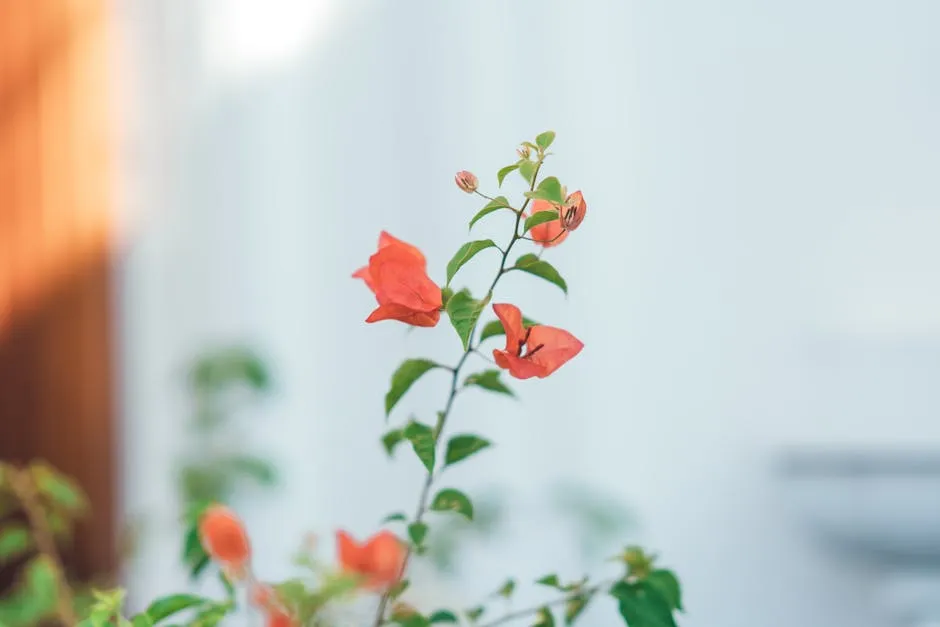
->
[[371, 158, 544, 627], [477, 579, 613, 627]]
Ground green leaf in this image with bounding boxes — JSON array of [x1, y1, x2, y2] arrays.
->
[[0, 525, 33, 563], [386, 359, 440, 417], [478, 316, 538, 343], [382, 429, 406, 457], [536, 574, 562, 589], [533, 607, 556, 627], [524, 210, 560, 234], [445, 291, 489, 351], [444, 434, 492, 468], [30, 463, 88, 514], [496, 165, 519, 187], [394, 615, 430, 627], [407, 521, 428, 546], [463, 370, 514, 397], [536, 131, 556, 150], [403, 422, 436, 473], [518, 160, 538, 186], [145, 594, 208, 622], [565, 593, 593, 625], [222, 455, 277, 485], [446, 240, 497, 285], [647, 569, 683, 612], [496, 578, 515, 599], [182, 523, 210, 580], [469, 197, 513, 230], [132, 614, 155, 627], [524, 176, 565, 204], [514, 254, 568, 295], [441, 286, 454, 309], [382, 512, 408, 524], [610, 581, 677, 627], [429, 488, 474, 520], [389, 579, 410, 599], [465, 606, 485, 622], [429, 610, 459, 624]]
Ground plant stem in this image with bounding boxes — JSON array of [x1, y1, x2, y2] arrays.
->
[[9, 466, 78, 626], [371, 158, 544, 627], [477, 579, 613, 627]]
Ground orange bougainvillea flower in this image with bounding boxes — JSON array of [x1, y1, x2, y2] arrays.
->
[[336, 529, 406, 591], [560, 190, 587, 231], [353, 232, 443, 327], [249, 583, 295, 627], [265, 609, 295, 627], [527, 199, 568, 248], [491, 303, 584, 379], [198, 505, 251, 575]]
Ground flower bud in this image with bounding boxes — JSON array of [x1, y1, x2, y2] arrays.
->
[[516, 144, 531, 160], [199, 505, 251, 569], [454, 170, 478, 194], [560, 191, 587, 231]]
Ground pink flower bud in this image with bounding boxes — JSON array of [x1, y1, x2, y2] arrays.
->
[[455, 170, 478, 194], [517, 145, 531, 160]]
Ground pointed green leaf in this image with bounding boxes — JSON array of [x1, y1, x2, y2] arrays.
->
[[478, 317, 538, 342], [446, 240, 497, 285], [386, 359, 440, 416], [536, 574, 562, 589], [382, 429, 405, 457], [441, 286, 454, 309], [444, 434, 491, 467], [389, 579, 410, 599], [469, 197, 513, 230], [533, 607, 556, 627], [145, 594, 208, 622], [514, 254, 567, 295], [496, 578, 516, 599], [518, 160, 538, 186], [0, 525, 33, 563], [523, 176, 564, 204], [445, 291, 489, 350], [429, 488, 474, 520], [407, 521, 428, 546], [565, 593, 593, 625], [131, 614, 155, 627], [382, 512, 408, 524], [524, 210, 560, 234], [610, 581, 677, 627], [463, 370, 514, 397], [403, 422, 436, 473], [429, 610, 459, 624], [465, 606, 485, 622], [647, 569, 683, 612], [497, 165, 519, 187], [536, 131, 556, 150]]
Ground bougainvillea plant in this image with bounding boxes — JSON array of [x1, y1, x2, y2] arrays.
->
[[0, 132, 684, 627]]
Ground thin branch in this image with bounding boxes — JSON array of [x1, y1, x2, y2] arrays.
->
[[478, 579, 615, 627]]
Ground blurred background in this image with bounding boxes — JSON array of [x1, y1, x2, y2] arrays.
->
[[2, 1, 939, 626]]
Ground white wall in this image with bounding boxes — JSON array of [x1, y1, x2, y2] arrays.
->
[[115, 1, 940, 626]]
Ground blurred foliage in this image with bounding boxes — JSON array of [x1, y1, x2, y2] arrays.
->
[[176, 346, 278, 581]]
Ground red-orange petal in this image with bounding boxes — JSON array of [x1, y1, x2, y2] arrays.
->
[[366, 304, 440, 327], [265, 609, 295, 627], [336, 530, 367, 574], [526, 325, 584, 377], [369, 246, 442, 313], [363, 531, 405, 590], [377, 231, 427, 267], [492, 303, 524, 353], [198, 505, 251, 567], [352, 266, 377, 295], [528, 200, 568, 247], [493, 349, 550, 380]]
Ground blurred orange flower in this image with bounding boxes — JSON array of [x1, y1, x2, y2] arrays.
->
[[336, 529, 405, 591], [198, 505, 251, 576], [353, 232, 442, 327], [491, 303, 583, 379]]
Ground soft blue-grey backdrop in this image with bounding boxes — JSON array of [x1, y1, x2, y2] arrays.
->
[[113, 1, 940, 626]]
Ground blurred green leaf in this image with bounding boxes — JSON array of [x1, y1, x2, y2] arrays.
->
[[30, 462, 88, 515], [382, 512, 408, 524], [0, 525, 33, 563], [469, 197, 513, 230], [403, 422, 436, 473], [429, 610, 459, 624], [536, 574, 561, 589], [524, 177, 565, 204], [463, 370, 514, 397], [524, 210, 560, 234], [646, 570, 683, 612], [145, 594, 208, 622], [565, 593, 593, 625], [382, 429, 406, 457], [495, 578, 515, 599], [407, 522, 428, 547], [478, 317, 538, 343], [496, 165, 519, 187], [536, 131, 556, 150], [444, 434, 491, 468], [221, 455, 277, 486], [518, 160, 538, 186], [190, 347, 271, 393], [465, 606, 485, 622], [386, 360, 441, 417], [429, 488, 473, 520], [445, 291, 489, 351], [513, 254, 567, 295], [533, 607, 556, 627], [446, 240, 497, 285], [610, 580, 677, 627]]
